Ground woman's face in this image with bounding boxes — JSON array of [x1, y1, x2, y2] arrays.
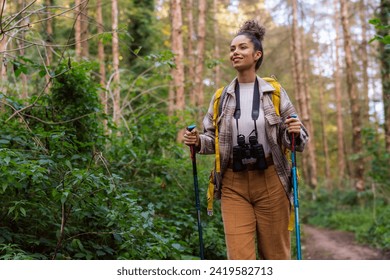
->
[[230, 35, 262, 72]]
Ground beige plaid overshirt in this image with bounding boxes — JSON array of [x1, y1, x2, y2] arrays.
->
[[198, 76, 309, 202]]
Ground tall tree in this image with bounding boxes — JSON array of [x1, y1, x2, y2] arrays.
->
[[74, 0, 88, 58], [186, 0, 196, 105], [213, 0, 221, 87], [80, 0, 89, 57], [315, 44, 331, 185], [112, 0, 120, 124], [359, 0, 370, 124], [291, 0, 317, 189], [96, 0, 107, 116], [170, 0, 185, 112], [75, 0, 82, 58], [45, 0, 54, 89], [378, 0, 390, 152], [340, 0, 364, 191], [0, 1, 7, 94], [194, 0, 207, 108], [16, 0, 28, 99], [333, 0, 346, 179]]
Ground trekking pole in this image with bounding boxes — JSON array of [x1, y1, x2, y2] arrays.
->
[[187, 124, 205, 260], [288, 114, 302, 260]]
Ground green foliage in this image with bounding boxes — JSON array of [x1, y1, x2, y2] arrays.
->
[[369, 18, 390, 47], [0, 58, 226, 260], [362, 207, 390, 250], [107, 107, 226, 259], [49, 61, 104, 150], [362, 127, 390, 198]]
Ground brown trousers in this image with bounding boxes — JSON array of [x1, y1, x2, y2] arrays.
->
[[221, 165, 291, 260]]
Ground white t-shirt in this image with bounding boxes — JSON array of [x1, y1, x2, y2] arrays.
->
[[231, 82, 270, 156]]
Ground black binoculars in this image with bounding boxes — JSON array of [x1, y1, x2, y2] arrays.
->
[[232, 134, 268, 172]]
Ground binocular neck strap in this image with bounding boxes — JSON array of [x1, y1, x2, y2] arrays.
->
[[234, 78, 260, 138]]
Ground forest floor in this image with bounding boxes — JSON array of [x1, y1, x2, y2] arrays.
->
[[302, 225, 390, 260]]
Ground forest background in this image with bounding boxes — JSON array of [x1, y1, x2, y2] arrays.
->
[[0, 0, 389, 260]]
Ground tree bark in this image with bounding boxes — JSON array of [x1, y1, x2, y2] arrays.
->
[[333, 0, 346, 179], [0, 1, 8, 94], [74, 0, 82, 58], [16, 0, 28, 99], [194, 0, 207, 108], [291, 0, 317, 189], [112, 0, 121, 124], [45, 0, 54, 90], [378, 0, 390, 152], [80, 0, 89, 57], [359, 0, 369, 125], [213, 0, 221, 88], [340, 0, 364, 191], [186, 0, 196, 106], [171, 0, 185, 111], [315, 50, 331, 186], [96, 0, 107, 116], [300, 26, 318, 189], [289, 40, 309, 180]]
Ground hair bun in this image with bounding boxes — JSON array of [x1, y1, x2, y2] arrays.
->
[[237, 20, 266, 42]]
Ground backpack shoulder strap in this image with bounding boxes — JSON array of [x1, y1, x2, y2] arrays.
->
[[212, 86, 226, 174], [263, 77, 281, 116], [212, 87, 225, 126]]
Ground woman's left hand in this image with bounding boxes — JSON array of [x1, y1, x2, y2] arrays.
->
[[285, 117, 302, 136]]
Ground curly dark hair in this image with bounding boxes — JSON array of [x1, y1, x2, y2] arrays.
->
[[236, 20, 266, 70]]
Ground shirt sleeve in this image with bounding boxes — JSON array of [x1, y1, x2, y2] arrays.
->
[[279, 87, 309, 152], [198, 94, 217, 155]]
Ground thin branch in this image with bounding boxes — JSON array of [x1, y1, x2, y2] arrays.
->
[[0, 0, 6, 34], [1, 0, 37, 31], [21, 111, 98, 125], [2, 30, 111, 52]]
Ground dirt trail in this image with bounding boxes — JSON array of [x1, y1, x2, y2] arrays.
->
[[302, 225, 388, 260]]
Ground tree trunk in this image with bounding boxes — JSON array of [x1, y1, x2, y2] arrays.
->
[[289, 40, 309, 180], [96, 0, 107, 116], [112, 0, 121, 124], [15, 0, 28, 99], [74, 0, 82, 58], [0, 1, 8, 94], [45, 0, 54, 90], [168, 83, 175, 116], [171, 0, 185, 111], [80, 0, 89, 57], [340, 0, 364, 191], [194, 0, 207, 108], [213, 0, 221, 88], [359, 0, 369, 125], [291, 0, 317, 189], [333, 0, 346, 180], [186, 0, 196, 106], [378, 0, 390, 152], [300, 26, 318, 189], [315, 51, 331, 186]]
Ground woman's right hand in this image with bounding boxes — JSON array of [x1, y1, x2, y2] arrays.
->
[[183, 127, 200, 147]]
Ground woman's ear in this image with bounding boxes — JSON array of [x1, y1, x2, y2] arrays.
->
[[254, 50, 262, 61]]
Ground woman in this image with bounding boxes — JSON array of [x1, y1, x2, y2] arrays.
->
[[184, 20, 308, 260]]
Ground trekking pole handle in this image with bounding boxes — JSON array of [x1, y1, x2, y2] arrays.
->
[[187, 124, 197, 158], [287, 114, 298, 147], [187, 124, 196, 132]]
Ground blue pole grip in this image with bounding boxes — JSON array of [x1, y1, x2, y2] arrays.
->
[[187, 124, 196, 132]]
